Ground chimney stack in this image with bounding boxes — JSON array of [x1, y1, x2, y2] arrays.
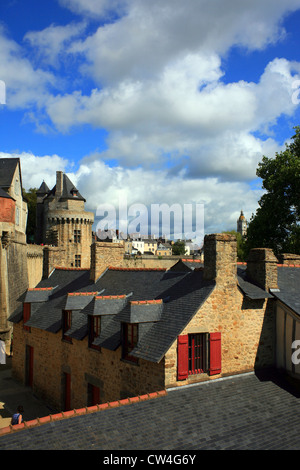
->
[[246, 248, 278, 291], [203, 233, 237, 288], [90, 241, 125, 282], [56, 171, 63, 197]]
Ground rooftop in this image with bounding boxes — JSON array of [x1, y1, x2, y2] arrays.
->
[[0, 371, 299, 450]]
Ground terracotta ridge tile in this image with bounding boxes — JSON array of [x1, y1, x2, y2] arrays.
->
[[0, 390, 167, 436]]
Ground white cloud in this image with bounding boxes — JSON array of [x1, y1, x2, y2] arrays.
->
[[58, 0, 127, 18], [0, 152, 68, 189], [44, 55, 300, 182], [24, 21, 87, 67], [0, 26, 55, 109], [0, 149, 262, 235], [67, 0, 300, 84], [2, 0, 300, 236]]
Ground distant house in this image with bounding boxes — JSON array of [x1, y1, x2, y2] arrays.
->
[[143, 239, 157, 255], [131, 239, 144, 254], [9, 234, 299, 412], [156, 243, 172, 256]]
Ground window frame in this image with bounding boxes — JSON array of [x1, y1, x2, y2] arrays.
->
[[75, 254, 81, 267], [123, 323, 138, 363], [74, 229, 81, 244], [88, 316, 101, 351], [188, 333, 207, 375], [62, 310, 72, 343]]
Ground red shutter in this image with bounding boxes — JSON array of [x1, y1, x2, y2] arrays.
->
[[209, 332, 221, 375], [177, 335, 189, 380]]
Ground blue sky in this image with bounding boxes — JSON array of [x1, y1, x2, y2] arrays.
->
[[1, 0, 300, 238]]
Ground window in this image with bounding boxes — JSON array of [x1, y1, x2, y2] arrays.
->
[[62, 310, 72, 342], [123, 323, 138, 363], [23, 303, 31, 332], [75, 254, 81, 267], [87, 383, 100, 406], [15, 206, 20, 226], [89, 316, 101, 351], [74, 230, 81, 243], [177, 332, 221, 380], [188, 334, 206, 374]]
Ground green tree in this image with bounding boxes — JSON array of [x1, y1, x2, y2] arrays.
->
[[172, 240, 186, 255], [23, 188, 37, 243], [246, 126, 300, 256]]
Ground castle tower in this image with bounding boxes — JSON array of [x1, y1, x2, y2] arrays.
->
[[35, 181, 50, 245], [39, 171, 94, 269], [237, 210, 247, 237]]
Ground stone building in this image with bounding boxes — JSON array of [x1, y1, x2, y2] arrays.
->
[[35, 171, 94, 273], [9, 233, 299, 413], [0, 158, 28, 353], [237, 210, 247, 237]]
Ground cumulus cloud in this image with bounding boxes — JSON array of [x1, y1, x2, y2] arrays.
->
[[2, 0, 300, 236], [24, 21, 87, 68], [0, 152, 68, 189], [0, 26, 55, 109]]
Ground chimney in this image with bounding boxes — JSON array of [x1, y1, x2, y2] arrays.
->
[[90, 241, 125, 282], [56, 171, 63, 197], [203, 233, 237, 288], [246, 248, 278, 291]]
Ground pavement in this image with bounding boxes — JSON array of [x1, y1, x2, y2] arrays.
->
[[0, 356, 56, 429], [0, 364, 300, 450]]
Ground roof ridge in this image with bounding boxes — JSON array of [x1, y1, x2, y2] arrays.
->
[[54, 267, 88, 271], [0, 390, 167, 436], [28, 287, 53, 291], [68, 292, 98, 296], [130, 299, 163, 305], [95, 295, 127, 299], [181, 258, 202, 263], [277, 264, 300, 267], [108, 266, 166, 271]]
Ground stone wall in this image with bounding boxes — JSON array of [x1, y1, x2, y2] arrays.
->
[[277, 253, 300, 266], [12, 323, 165, 410], [246, 248, 278, 290], [165, 235, 275, 388], [27, 245, 43, 288]]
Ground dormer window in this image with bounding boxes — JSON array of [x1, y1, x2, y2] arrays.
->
[[89, 316, 101, 351], [71, 188, 78, 197], [123, 323, 138, 363], [62, 310, 72, 343]]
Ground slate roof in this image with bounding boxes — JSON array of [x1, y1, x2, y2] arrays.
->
[[45, 173, 85, 202], [0, 187, 14, 200], [9, 266, 215, 363], [8, 260, 300, 363], [36, 181, 50, 195], [273, 266, 300, 315], [0, 158, 19, 188], [171, 259, 272, 300]]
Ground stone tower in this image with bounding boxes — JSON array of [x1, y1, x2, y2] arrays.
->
[[37, 171, 94, 270], [237, 210, 247, 237], [0, 158, 28, 353]]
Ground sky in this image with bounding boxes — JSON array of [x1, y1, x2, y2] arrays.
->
[[1, 0, 300, 240]]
